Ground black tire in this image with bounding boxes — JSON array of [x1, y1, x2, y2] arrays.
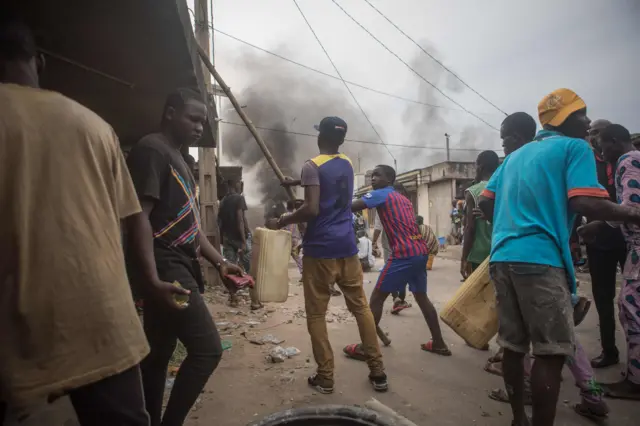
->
[[247, 405, 397, 426]]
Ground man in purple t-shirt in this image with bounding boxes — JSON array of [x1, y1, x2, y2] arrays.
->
[[267, 117, 387, 394]]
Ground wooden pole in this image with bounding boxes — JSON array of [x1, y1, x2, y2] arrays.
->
[[196, 44, 297, 202], [194, 0, 221, 288]]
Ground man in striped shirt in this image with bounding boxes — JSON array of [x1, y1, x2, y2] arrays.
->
[[347, 165, 451, 357]]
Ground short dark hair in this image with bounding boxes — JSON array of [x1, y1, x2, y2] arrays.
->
[[600, 124, 631, 143], [376, 164, 396, 183], [502, 112, 536, 141], [0, 16, 37, 62], [161, 88, 205, 124], [476, 150, 500, 173]]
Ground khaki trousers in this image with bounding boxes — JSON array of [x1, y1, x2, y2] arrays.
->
[[302, 254, 384, 383]]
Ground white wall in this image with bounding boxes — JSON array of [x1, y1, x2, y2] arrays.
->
[[428, 180, 455, 238], [417, 184, 429, 224]]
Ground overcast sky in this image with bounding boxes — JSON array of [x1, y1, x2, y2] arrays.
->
[[189, 0, 639, 175]]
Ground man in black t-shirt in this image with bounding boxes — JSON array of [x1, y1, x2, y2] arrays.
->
[[219, 178, 250, 271], [126, 88, 242, 426], [219, 178, 263, 309]]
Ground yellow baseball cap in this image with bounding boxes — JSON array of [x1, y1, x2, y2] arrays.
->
[[538, 89, 587, 127]]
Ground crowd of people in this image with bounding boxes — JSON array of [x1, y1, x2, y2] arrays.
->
[[2, 14, 639, 426], [267, 88, 640, 426], [475, 89, 640, 425]]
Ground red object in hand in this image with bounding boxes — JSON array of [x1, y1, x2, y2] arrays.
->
[[224, 273, 255, 289]]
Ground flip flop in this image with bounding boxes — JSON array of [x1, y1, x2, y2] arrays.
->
[[484, 361, 503, 377], [602, 382, 640, 400], [573, 402, 609, 420], [343, 343, 367, 361], [420, 341, 452, 356], [488, 388, 532, 405], [573, 297, 591, 327], [391, 303, 411, 315]]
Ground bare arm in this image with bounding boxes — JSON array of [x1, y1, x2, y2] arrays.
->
[[569, 196, 640, 223], [126, 199, 190, 308], [352, 198, 367, 212], [461, 192, 476, 265], [478, 196, 495, 223], [372, 228, 381, 246], [236, 207, 247, 248], [126, 200, 162, 286], [279, 185, 320, 227], [199, 232, 226, 267]]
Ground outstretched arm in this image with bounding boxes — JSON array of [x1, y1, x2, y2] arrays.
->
[[278, 185, 320, 227]]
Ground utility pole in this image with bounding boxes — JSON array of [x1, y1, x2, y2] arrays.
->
[[444, 133, 451, 162], [195, 0, 220, 287]]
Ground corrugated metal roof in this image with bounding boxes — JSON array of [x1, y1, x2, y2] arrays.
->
[[14, 0, 217, 147]]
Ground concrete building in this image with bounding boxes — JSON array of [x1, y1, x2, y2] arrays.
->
[[355, 161, 476, 238]]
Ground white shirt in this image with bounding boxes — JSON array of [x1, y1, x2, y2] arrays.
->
[[358, 236, 375, 265]]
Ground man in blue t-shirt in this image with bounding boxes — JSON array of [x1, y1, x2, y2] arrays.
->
[[267, 116, 387, 394], [478, 89, 640, 426]]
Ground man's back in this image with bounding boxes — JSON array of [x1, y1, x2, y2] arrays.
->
[[302, 154, 357, 258], [486, 130, 607, 286], [219, 193, 246, 240], [373, 187, 427, 259], [0, 84, 148, 407]]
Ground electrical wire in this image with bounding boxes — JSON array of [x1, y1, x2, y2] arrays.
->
[[331, 0, 499, 131], [362, 0, 507, 116], [188, 7, 501, 117], [212, 29, 464, 113], [292, 0, 397, 167], [219, 119, 501, 152], [187, 7, 503, 155]]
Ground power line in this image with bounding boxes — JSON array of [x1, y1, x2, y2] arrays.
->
[[219, 119, 501, 152], [331, 0, 499, 132], [292, 0, 397, 168], [213, 29, 464, 113], [362, 0, 507, 116], [188, 7, 501, 118]]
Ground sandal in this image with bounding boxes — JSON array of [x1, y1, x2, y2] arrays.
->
[[420, 341, 452, 356], [488, 349, 504, 363], [484, 361, 503, 377], [391, 300, 411, 315], [573, 401, 609, 420], [308, 374, 334, 394], [488, 388, 532, 405], [573, 296, 591, 327], [343, 343, 367, 361]]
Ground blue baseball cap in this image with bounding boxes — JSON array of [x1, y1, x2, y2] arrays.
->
[[314, 116, 348, 138]]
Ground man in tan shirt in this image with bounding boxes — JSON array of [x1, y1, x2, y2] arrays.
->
[[0, 18, 185, 425]]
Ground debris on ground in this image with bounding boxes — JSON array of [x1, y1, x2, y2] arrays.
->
[[283, 347, 300, 357], [268, 346, 301, 363], [268, 346, 288, 363], [248, 333, 285, 345]]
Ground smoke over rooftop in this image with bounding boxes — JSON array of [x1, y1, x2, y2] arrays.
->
[[220, 40, 500, 205]]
